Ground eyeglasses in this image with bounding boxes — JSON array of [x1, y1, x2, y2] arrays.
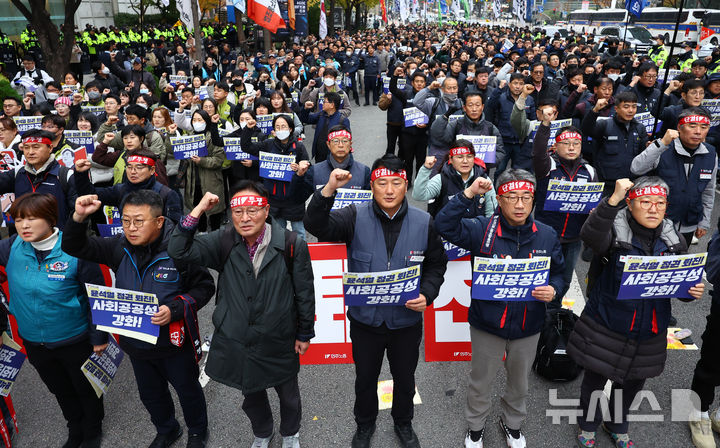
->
[[500, 194, 534, 204], [452, 154, 474, 161], [636, 200, 667, 210], [642, 74, 658, 80], [126, 164, 150, 172], [330, 138, 351, 145], [557, 141, 581, 148], [232, 207, 263, 218], [121, 217, 157, 228]]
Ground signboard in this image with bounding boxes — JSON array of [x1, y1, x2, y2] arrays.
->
[[343, 265, 421, 306], [65, 130, 95, 154], [403, 107, 429, 127], [223, 137, 258, 161], [471, 257, 550, 301], [457, 134, 497, 163], [332, 189, 372, 210], [543, 179, 604, 214], [80, 337, 124, 397], [86, 284, 160, 344], [0, 334, 25, 397], [259, 151, 295, 182], [12, 116, 42, 134], [529, 119, 573, 148], [617, 253, 706, 300], [170, 134, 208, 159]]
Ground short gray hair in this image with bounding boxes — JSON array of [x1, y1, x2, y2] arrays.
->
[[495, 169, 536, 192]]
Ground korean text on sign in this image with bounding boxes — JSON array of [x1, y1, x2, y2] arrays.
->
[[170, 134, 208, 160], [12, 116, 42, 133], [543, 179, 604, 214], [634, 112, 663, 135], [343, 265, 421, 306], [701, 99, 720, 128], [471, 257, 550, 301], [529, 119, 572, 148], [81, 105, 105, 117], [223, 137, 258, 161], [442, 239, 471, 261], [256, 114, 274, 135], [259, 151, 295, 182], [332, 189, 373, 210], [457, 134, 497, 163], [81, 337, 124, 398], [0, 334, 26, 397], [617, 253, 706, 300], [403, 107, 429, 127], [86, 283, 160, 344], [64, 130, 95, 154]]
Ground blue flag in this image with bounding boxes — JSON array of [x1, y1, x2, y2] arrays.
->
[[626, 0, 647, 18]]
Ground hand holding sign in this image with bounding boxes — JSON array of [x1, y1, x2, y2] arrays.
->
[[151, 305, 171, 326], [531, 285, 556, 303], [609, 178, 634, 206], [405, 294, 427, 312]]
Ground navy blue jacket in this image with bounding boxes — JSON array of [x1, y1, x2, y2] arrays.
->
[[435, 193, 565, 340], [485, 87, 535, 146], [581, 111, 648, 181], [299, 107, 351, 160]]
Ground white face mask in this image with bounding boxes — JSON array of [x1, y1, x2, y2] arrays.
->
[[239, 121, 247, 129], [137, 103, 148, 109], [608, 73, 620, 81], [275, 129, 291, 140], [101, 67, 110, 75], [323, 77, 335, 87], [436, 76, 446, 85], [409, 68, 416, 75], [193, 121, 207, 133], [46, 92, 59, 100], [346, 51, 352, 57]]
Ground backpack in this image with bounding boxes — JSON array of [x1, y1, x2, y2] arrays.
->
[[532, 308, 583, 382], [219, 225, 297, 278]]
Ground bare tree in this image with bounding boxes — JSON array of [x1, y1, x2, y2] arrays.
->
[[9, 0, 81, 80]]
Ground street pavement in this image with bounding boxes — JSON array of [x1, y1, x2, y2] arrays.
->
[[11, 101, 720, 448]]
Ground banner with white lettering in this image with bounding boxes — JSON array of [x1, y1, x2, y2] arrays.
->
[[171, 134, 208, 159], [0, 334, 25, 397], [701, 99, 720, 128], [259, 151, 295, 182], [301, 243, 354, 365], [403, 107, 429, 127], [471, 257, 550, 301], [529, 119, 572, 148], [86, 284, 160, 344], [634, 111, 663, 135], [12, 116, 42, 134], [332, 189, 373, 210], [197, 86, 209, 100], [457, 134, 497, 163], [659, 69, 682, 85], [383, 77, 405, 94], [256, 114, 274, 135], [81, 105, 105, 117], [617, 253, 706, 300], [168, 75, 190, 88], [64, 130, 95, 154], [343, 265, 420, 306], [81, 337, 124, 398], [223, 137, 258, 161], [97, 224, 123, 238], [543, 179, 604, 214], [442, 239, 471, 261]]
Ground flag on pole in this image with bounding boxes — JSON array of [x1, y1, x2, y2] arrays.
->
[[513, 0, 526, 25], [625, 0, 647, 18], [232, 0, 246, 14], [288, 0, 296, 28], [437, 0, 442, 23], [399, 0, 409, 21], [492, 0, 501, 19], [319, 0, 327, 38], [380, 0, 388, 22], [247, 0, 286, 32]]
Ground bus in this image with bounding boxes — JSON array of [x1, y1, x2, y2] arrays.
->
[[568, 9, 629, 35], [700, 11, 720, 47]]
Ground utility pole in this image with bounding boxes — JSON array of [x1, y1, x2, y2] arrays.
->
[[192, 0, 204, 61]]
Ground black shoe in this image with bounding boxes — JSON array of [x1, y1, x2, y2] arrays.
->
[[372, 101, 378, 105], [148, 425, 183, 448], [355, 101, 361, 106], [351, 424, 376, 448], [364, 102, 370, 106], [81, 432, 102, 448], [62, 434, 83, 448], [394, 423, 420, 448], [186, 430, 208, 448]]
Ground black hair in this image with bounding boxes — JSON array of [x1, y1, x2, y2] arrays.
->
[[557, 125, 582, 136], [637, 62, 658, 75], [615, 91, 638, 105], [537, 97, 559, 109], [230, 180, 270, 198], [272, 113, 295, 133], [324, 91, 342, 110], [682, 79, 706, 93], [21, 128, 55, 141], [85, 80, 101, 91], [41, 114, 66, 129], [124, 104, 148, 121], [120, 190, 164, 218], [328, 124, 350, 135], [120, 124, 147, 140], [104, 93, 120, 104], [324, 67, 338, 79], [76, 111, 99, 133], [371, 153, 406, 172], [253, 97, 272, 114], [215, 81, 230, 92], [509, 72, 525, 83], [464, 91, 484, 103]]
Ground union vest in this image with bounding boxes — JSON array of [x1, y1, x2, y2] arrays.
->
[[427, 162, 488, 217], [313, 158, 368, 190]]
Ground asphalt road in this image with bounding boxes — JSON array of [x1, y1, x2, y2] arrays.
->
[[11, 101, 720, 448]]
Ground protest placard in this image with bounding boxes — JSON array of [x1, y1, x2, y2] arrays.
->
[[343, 265, 421, 306], [256, 114, 274, 135], [442, 239, 471, 261], [170, 134, 208, 159], [97, 224, 123, 238], [81, 105, 105, 117], [543, 179, 604, 214], [223, 137, 257, 161], [702, 99, 720, 128], [0, 333, 25, 397], [634, 111, 663, 135], [64, 130, 95, 154], [403, 107, 429, 127], [617, 253, 706, 300], [168, 75, 189, 88], [331, 189, 372, 210], [456, 134, 497, 163], [81, 337, 124, 398], [86, 284, 160, 344], [12, 116, 42, 134], [529, 119, 573, 148], [259, 151, 295, 182], [471, 257, 550, 301]]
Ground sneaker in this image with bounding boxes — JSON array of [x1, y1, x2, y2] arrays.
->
[[499, 419, 526, 448], [576, 429, 596, 448], [464, 428, 484, 448], [282, 432, 300, 448], [393, 423, 420, 448], [351, 424, 375, 448], [690, 418, 716, 448], [186, 430, 208, 448], [148, 425, 183, 448], [601, 423, 635, 448], [711, 410, 720, 434], [251, 433, 274, 448]]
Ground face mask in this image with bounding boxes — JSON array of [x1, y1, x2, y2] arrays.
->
[[442, 92, 457, 103], [436, 76, 446, 85], [46, 92, 59, 100], [608, 73, 620, 81], [346, 51, 352, 57], [275, 129, 291, 140], [137, 103, 148, 109], [101, 67, 110, 75], [323, 78, 335, 87], [139, 88, 149, 94], [193, 121, 207, 133], [88, 91, 101, 100], [567, 64, 578, 71], [409, 68, 416, 75], [240, 121, 247, 129]]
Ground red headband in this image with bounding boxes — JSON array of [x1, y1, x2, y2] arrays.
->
[[628, 186, 667, 200], [327, 130, 352, 142], [127, 155, 156, 167], [371, 167, 407, 182], [449, 146, 473, 156], [555, 131, 582, 142], [498, 180, 535, 196], [23, 136, 52, 146], [230, 195, 268, 208], [678, 115, 710, 126]]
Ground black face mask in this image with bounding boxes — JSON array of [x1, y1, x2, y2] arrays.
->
[[566, 64, 578, 71]]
